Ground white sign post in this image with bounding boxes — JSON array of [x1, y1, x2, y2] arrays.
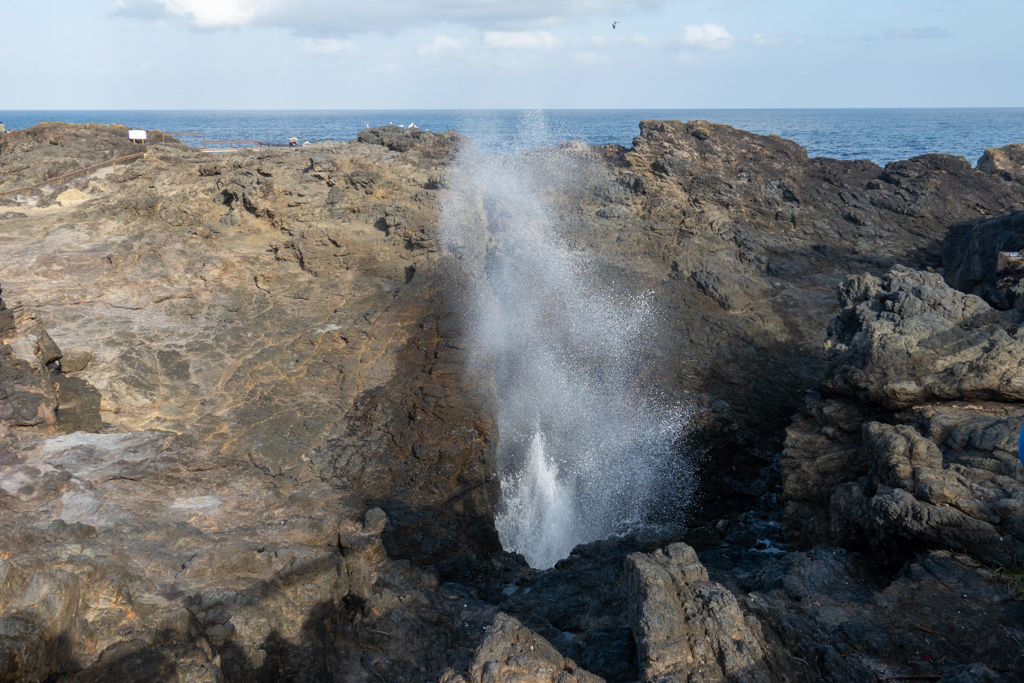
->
[[128, 130, 147, 144]]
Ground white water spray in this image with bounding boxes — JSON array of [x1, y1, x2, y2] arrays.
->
[[441, 117, 693, 569]]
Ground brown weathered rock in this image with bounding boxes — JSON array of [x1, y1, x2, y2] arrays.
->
[[4, 119, 1024, 682], [977, 143, 1024, 183], [624, 542, 778, 683], [819, 266, 1024, 409], [0, 289, 58, 429], [439, 613, 604, 683], [783, 265, 1024, 565]]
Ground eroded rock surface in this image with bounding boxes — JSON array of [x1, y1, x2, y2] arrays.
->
[[625, 543, 779, 683], [783, 265, 1024, 566], [943, 210, 1024, 311], [0, 286, 59, 430], [439, 613, 604, 683], [3, 120, 1024, 682]]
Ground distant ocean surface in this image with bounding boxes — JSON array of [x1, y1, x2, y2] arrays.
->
[[2, 109, 1023, 166]]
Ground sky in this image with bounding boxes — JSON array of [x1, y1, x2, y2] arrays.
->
[[2, 0, 1022, 109]]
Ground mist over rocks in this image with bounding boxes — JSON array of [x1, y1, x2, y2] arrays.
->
[[2, 120, 1024, 681]]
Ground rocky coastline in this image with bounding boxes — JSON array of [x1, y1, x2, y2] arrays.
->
[[2, 120, 1024, 682]]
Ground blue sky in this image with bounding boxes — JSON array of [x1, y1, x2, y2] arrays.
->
[[3, 0, 1021, 109]]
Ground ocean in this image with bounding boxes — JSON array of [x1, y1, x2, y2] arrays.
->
[[1, 109, 1022, 166]]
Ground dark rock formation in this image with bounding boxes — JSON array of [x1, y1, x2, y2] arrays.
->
[[738, 547, 1024, 683], [3, 120, 1024, 682], [0, 286, 59, 430], [943, 210, 1024, 310], [624, 543, 780, 683], [439, 613, 604, 683], [783, 266, 1024, 567]]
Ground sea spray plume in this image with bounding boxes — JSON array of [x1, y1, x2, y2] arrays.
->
[[440, 132, 694, 569]]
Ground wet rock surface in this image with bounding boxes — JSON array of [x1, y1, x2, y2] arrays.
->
[[2, 120, 1024, 681]]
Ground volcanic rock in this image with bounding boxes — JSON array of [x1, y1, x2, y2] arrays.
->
[[943, 210, 1024, 311], [3, 119, 1024, 682], [783, 265, 1024, 566], [439, 613, 604, 683], [0, 287, 59, 429], [977, 143, 1024, 183], [624, 542, 779, 683]]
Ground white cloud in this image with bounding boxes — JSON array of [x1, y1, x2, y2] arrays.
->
[[574, 51, 607, 65], [116, 0, 668, 35], [746, 33, 780, 48], [590, 33, 652, 48], [301, 38, 356, 55], [884, 27, 951, 40], [680, 23, 734, 51], [418, 35, 469, 58], [840, 32, 878, 42], [159, 0, 269, 28], [484, 31, 560, 50]]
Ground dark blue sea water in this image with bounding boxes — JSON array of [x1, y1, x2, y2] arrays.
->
[[2, 109, 1022, 166]]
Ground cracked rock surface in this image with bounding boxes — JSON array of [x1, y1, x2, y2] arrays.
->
[[2, 120, 1024, 682]]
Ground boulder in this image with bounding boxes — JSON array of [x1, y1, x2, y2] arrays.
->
[[624, 542, 778, 683], [820, 266, 1024, 409], [977, 143, 1024, 183], [943, 210, 1024, 311], [0, 287, 58, 428], [439, 613, 604, 683], [784, 265, 1024, 565], [60, 346, 92, 372]]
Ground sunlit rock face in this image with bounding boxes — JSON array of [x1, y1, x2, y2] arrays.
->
[[3, 118, 1024, 682]]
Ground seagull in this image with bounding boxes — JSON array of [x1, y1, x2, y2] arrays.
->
[[612, 20, 619, 29], [408, 122, 417, 129]]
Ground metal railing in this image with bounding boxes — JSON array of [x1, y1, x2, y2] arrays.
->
[[163, 131, 206, 147], [162, 132, 282, 151], [0, 152, 147, 196], [203, 139, 260, 152]]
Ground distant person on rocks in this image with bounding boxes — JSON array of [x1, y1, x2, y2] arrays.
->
[[288, 137, 298, 147], [302, 141, 310, 146]]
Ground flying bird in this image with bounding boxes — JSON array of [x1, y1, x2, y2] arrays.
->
[[612, 20, 619, 29]]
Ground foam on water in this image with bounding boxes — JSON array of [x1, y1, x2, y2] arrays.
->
[[441, 112, 694, 569]]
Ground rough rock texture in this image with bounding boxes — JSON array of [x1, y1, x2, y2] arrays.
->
[[624, 543, 779, 683], [943, 210, 1024, 311], [820, 266, 1023, 409], [439, 613, 604, 683], [0, 124, 499, 577], [977, 142, 1024, 184], [783, 266, 1024, 566], [574, 120, 1024, 524], [0, 124, 498, 682], [735, 547, 1024, 683], [0, 286, 59, 429], [0, 122, 173, 203], [3, 120, 1024, 682]]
